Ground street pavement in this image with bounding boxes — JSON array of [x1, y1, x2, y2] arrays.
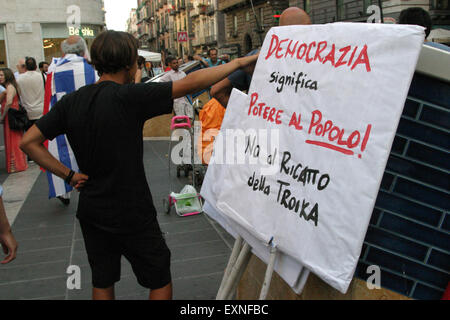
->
[[0, 140, 234, 300]]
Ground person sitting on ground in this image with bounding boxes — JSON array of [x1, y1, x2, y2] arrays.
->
[[20, 30, 257, 300]]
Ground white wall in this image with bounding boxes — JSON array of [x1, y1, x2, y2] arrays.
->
[[0, 0, 104, 71]]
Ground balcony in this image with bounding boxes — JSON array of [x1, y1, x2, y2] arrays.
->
[[192, 36, 205, 46], [430, 0, 450, 10], [218, 0, 246, 12], [179, 0, 186, 10], [199, 5, 207, 15], [207, 4, 215, 15], [205, 34, 217, 44], [190, 7, 200, 18]]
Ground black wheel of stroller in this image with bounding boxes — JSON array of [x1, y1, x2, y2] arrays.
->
[[162, 198, 171, 214], [195, 174, 202, 188], [176, 166, 181, 178]]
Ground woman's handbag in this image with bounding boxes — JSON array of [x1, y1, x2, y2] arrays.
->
[[8, 104, 29, 131]]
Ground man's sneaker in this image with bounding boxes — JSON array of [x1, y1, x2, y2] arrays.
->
[[57, 196, 70, 206]]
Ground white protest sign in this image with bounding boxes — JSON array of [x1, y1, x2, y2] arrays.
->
[[212, 23, 424, 293], [201, 89, 310, 294]]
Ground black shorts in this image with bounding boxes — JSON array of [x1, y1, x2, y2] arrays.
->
[[79, 219, 171, 289]]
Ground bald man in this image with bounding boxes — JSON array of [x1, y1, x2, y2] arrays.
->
[[279, 6, 311, 26], [210, 7, 311, 107], [14, 58, 26, 80]]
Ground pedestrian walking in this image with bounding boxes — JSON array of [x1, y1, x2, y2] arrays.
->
[[159, 56, 193, 119], [43, 35, 98, 206], [17, 57, 45, 131], [14, 58, 26, 80], [195, 48, 225, 68], [39, 61, 49, 87], [0, 68, 28, 173]]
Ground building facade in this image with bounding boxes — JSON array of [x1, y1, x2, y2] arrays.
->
[[288, 0, 450, 27], [0, 0, 105, 70], [134, 0, 226, 58], [189, 0, 226, 55], [127, 8, 139, 39], [136, 0, 176, 55], [218, 0, 290, 57]]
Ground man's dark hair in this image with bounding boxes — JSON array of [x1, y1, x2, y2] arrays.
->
[[399, 7, 432, 38], [90, 30, 139, 76], [39, 61, 49, 69], [208, 48, 218, 56], [166, 56, 177, 64], [25, 57, 37, 71]]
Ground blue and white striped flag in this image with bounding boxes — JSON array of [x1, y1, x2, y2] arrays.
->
[[44, 54, 98, 199]]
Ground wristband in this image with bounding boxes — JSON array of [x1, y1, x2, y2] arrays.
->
[[65, 170, 75, 185]]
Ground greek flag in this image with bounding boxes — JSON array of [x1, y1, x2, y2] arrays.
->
[[43, 54, 98, 199]]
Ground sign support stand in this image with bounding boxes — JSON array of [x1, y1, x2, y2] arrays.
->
[[216, 236, 278, 300], [259, 241, 277, 300], [216, 236, 243, 299]]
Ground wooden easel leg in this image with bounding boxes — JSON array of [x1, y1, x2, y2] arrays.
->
[[216, 236, 243, 299], [217, 242, 251, 300], [225, 250, 252, 300], [259, 246, 277, 300]]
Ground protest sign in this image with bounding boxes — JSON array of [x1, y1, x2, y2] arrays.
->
[[201, 89, 309, 293], [207, 23, 424, 293]]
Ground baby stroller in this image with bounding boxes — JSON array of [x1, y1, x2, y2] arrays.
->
[[162, 96, 205, 217]]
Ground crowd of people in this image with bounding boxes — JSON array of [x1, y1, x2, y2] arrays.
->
[[0, 5, 447, 301]]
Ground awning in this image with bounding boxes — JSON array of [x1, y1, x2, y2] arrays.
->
[[138, 49, 161, 62]]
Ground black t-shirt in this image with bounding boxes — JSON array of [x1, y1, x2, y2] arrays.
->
[[36, 81, 173, 234]]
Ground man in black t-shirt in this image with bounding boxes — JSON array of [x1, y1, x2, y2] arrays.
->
[[20, 30, 257, 300]]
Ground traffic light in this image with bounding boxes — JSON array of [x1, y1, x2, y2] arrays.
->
[[273, 10, 281, 24]]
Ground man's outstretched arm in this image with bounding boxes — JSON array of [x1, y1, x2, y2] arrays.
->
[[172, 54, 258, 99]]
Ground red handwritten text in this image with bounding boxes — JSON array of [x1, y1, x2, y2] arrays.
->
[[307, 110, 372, 157], [248, 92, 284, 125], [265, 35, 371, 72]]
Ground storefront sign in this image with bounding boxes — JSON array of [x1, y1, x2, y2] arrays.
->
[[68, 26, 95, 37]]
